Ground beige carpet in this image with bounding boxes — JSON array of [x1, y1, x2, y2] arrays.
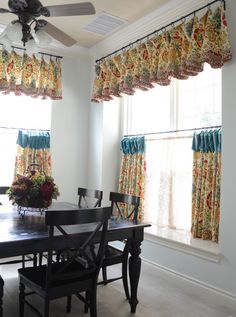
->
[[1, 261, 235, 317]]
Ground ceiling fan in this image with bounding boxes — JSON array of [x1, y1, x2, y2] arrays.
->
[[0, 0, 96, 46]]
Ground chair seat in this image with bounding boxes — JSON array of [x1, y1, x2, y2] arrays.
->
[[103, 245, 124, 267], [19, 261, 95, 290]]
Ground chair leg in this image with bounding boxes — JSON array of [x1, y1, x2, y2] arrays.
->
[[33, 253, 38, 266], [84, 292, 89, 313], [66, 295, 72, 313], [19, 282, 25, 317], [102, 267, 108, 285], [0, 276, 4, 317], [21, 256, 25, 269], [38, 253, 43, 266], [44, 298, 50, 317], [89, 284, 97, 317], [122, 256, 130, 300], [122, 242, 131, 300]]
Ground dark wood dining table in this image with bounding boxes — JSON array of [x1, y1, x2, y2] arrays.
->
[[0, 202, 150, 315]]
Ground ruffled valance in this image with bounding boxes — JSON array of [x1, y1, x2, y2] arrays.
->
[[91, 3, 232, 103], [0, 49, 62, 100]]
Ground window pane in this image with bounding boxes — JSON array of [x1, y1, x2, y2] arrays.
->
[[0, 94, 51, 130], [144, 133, 192, 231], [125, 85, 171, 135], [177, 64, 221, 129], [0, 94, 52, 186]]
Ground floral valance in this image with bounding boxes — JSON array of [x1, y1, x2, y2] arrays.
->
[[0, 49, 62, 100], [91, 3, 232, 103]]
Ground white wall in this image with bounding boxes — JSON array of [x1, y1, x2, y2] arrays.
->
[[87, 99, 121, 205], [101, 100, 123, 204], [88, 0, 236, 301], [51, 50, 91, 204]]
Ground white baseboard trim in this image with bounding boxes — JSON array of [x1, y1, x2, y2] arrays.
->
[[142, 258, 236, 311]]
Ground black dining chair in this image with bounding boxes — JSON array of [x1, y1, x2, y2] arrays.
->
[[0, 275, 3, 317], [38, 187, 103, 266], [99, 192, 140, 300], [0, 186, 37, 268], [18, 206, 111, 317], [78, 187, 103, 208]]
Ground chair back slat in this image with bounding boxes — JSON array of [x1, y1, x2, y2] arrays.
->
[[78, 187, 103, 208], [110, 192, 140, 222], [0, 186, 10, 206], [0, 187, 9, 195], [46, 207, 107, 226]]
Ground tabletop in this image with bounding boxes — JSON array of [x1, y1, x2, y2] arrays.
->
[[0, 201, 150, 255]]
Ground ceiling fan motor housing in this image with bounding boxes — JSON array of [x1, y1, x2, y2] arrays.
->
[[9, 0, 43, 14]]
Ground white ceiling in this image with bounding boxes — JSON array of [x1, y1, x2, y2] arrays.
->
[[0, 0, 169, 48]]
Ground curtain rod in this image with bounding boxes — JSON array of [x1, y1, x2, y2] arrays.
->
[[0, 44, 63, 59], [96, 0, 225, 63], [11, 45, 26, 51], [124, 125, 222, 138], [38, 51, 63, 59], [0, 126, 50, 132]]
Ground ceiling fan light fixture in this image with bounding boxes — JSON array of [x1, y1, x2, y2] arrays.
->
[[26, 38, 38, 55], [33, 30, 52, 47], [5, 22, 22, 43], [0, 34, 11, 51]]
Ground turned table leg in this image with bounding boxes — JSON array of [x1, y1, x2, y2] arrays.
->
[[128, 229, 143, 314]]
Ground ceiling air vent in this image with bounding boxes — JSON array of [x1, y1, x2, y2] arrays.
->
[[83, 12, 127, 36]]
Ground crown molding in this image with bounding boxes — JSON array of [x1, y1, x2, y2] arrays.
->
[[89, 0, 210, 62]]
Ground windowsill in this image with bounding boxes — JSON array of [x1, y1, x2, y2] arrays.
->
[[144, 226, 221, 263]]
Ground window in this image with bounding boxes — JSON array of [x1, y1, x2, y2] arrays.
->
[[0, 93, 51, 186], [123, 64, 221, 232]]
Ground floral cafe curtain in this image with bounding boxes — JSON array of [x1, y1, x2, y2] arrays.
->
[[191, 129, 221, 243], [14, 130, 52, 177], [0, 48, 62, 100], [91, 3, 232, 102], [118, 136, 146, 221]]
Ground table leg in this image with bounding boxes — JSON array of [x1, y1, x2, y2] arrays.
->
[[129, 240, 141, 313], [0, 275, 4, 317]]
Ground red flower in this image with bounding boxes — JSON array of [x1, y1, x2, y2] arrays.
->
[[40, 182, 54, 202]]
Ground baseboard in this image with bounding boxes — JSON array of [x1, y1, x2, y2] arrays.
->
[[142, 258, 236, 311]]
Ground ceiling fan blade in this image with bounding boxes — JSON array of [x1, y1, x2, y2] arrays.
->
[[0, 8, 11, 13], [43, 22, 77, 47], [45, 2, 95, 17]]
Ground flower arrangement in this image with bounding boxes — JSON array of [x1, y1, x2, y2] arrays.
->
[[7, 170, 60, 209]]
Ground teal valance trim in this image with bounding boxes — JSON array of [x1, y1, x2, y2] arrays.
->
[[16, 130, 50, 149], [121, 136, 145, 154], [192, 129, 222, 153]]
